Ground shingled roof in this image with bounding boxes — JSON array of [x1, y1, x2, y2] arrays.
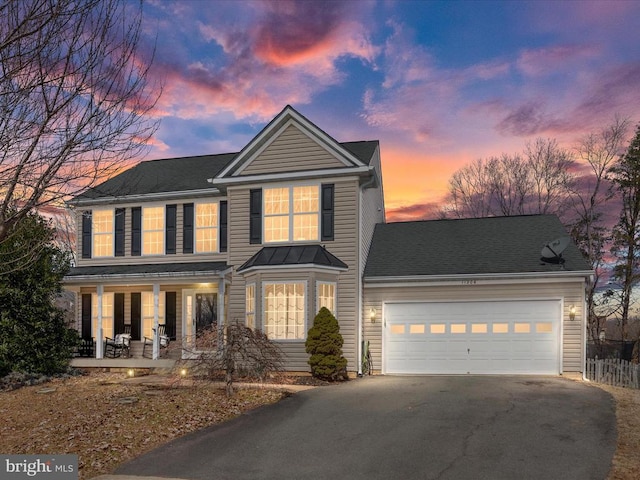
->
[[71, 140, 378, 203], [364, 215, 591, 278]]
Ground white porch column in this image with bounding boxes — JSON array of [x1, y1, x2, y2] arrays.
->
[[96, 284, 104, 359], [218, 278, 226, 327], [153, 283, 160, 360]]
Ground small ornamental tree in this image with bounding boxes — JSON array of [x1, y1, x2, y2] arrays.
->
[[305, 307, 348, 381]]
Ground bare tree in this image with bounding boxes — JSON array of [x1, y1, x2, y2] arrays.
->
[[610, 124, 640, 342], [569, 117, 630, 343], [444, 139, 575, 219], [0, 0, 159, 271], [176, 322, 284, 397]]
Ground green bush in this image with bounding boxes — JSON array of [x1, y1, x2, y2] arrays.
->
[[305, 307, 348, 381], [0, 212, 78, 375]]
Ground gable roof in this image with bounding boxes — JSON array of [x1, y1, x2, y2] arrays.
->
[[237, 245, 348, 272], [69, 106, 379, 205], [216, 105, 369, 179], [364, 215, 591, 279]]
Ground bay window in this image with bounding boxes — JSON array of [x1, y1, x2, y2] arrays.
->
[[264, 283, 306, 340], [246, 284, 255, 329], [317, 282, 336, 315]]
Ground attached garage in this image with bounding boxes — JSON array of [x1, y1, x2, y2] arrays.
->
[[383, 300, 561, 374], [363, 215, 593, 376]]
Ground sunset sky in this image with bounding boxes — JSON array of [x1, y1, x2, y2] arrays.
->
[[136, 0, 640, 221]]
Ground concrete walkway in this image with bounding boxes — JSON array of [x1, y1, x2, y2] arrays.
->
[[100, 376, 615, 480]]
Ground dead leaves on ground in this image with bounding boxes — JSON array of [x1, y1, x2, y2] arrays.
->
[[0, 373, 284, 480]]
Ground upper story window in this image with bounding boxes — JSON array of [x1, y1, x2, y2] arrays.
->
[[93, 210, 113, 257], [143, 206, 164, 255], [195, 202, 218, 253], [264, 185, 319, 243]]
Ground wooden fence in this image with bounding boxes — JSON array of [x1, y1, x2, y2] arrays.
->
[[585, 358, 640, 389]]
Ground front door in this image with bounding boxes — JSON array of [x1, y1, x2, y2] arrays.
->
[[184, 290, 218, 350]]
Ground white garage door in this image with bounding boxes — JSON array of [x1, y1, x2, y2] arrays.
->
[[384, 300, 561, 374]]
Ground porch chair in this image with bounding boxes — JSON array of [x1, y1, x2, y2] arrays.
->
[[142, 324, 170, 358], [104, 325, 132, 358]]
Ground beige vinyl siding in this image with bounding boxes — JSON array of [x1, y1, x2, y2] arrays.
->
[[240, 125, 347, 176], [359, 147, 384, 277], [363, 281, 585, 373], [227, 178, 361, 372], [74, 198, 227, 267]]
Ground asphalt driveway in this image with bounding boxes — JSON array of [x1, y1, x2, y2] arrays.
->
[[113, 376, 616, 480]]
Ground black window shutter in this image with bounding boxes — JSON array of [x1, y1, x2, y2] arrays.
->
[[321, 183, 334, 241], [114, 208, 125, 256], [114, 293, 125, 334], [81, 293, 92, 340], [165, 292, 177, 340], [249, 189, 262, 244], [166, 204, 177, 254], [131, 207, 141, 256], [81, 211, 92, 259], [219, 200, 228, 252], [183, 203, 194, 254], [130, 293, 141, 341]]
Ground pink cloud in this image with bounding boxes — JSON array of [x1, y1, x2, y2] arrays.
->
[[146, 0, 377, 123], [516, 45, 599, 77]]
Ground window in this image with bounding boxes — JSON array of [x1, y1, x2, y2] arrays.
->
[[142, 291, 165, 339], [143, 206, 164, 255], [93, 210, 113, 257], [246, 284, 255, 329], [195, 203, 218, 253], [92, 292, 114, 339], [264, 283, 305, 340], [317, 282, 336, 314], [264, 186, 319, 242]]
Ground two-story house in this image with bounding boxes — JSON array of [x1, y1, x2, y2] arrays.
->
[[65, 105, 592, 376]]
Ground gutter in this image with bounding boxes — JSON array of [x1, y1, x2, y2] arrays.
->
[[364, 270, 595, 287], [68, 188, 222, 207]]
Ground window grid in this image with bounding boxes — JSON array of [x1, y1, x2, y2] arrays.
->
[[92, 293, 114, 339], [264, 283, 305, 340], [317, 282, 336, 315], [246, 284, 255, 329], [195, 203, 219, 253], [143, 206, 164, 255], [264, 186, 319, 243], [142, 291, 165, 339], [93, 210, 113, 257]]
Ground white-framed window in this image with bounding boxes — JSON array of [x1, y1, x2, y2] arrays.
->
[[317, 282, 336, 315], [264, 185, 319, 243], [92, 209, 114, 257], [263, 282, 306, 340], [142, 291, 165, 339], [92, 292, 114, 339], [195, 202, 218, 253], [143, 206, 164, 255], [246, 283, 256, 329]]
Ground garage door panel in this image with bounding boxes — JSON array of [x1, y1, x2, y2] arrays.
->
[[384, 300, 560, 374]]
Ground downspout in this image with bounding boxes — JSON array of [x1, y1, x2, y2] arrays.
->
[[583, 273, 593, 382]]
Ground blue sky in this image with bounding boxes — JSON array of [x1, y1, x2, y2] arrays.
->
[[136, 0, 640, 220]]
